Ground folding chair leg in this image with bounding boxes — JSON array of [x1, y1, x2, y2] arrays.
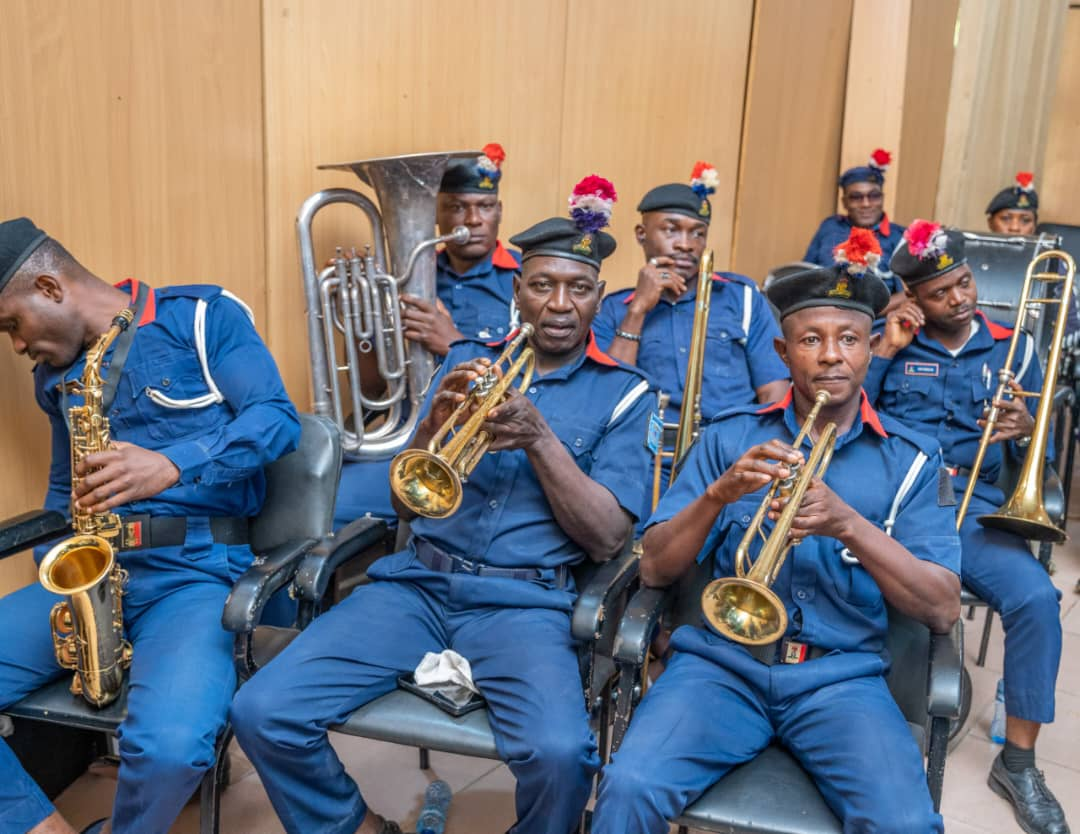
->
[[976, 610, 994, 668], [926, 716, 949, 812], [418, 747, 430, 770], [199, 727, 232, 834], [966, 605, 976, 621]]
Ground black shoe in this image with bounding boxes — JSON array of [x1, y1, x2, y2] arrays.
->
[[988, 752, 1070, 834], [79, 820, 108, 834]]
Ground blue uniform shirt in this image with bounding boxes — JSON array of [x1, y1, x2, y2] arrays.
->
[[650, 389, 959, 657], [864, 312, 1043, 502], [406, 332, 656, 570], [34, 280, 301, 520], [436, 241, 520, 341], [803, 214, 906, 293], [593, 273, 789, 424]]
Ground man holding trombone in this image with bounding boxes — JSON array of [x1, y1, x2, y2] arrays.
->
[[591, 231, 960, 833], [867, 221, 1068, 834], [231, 177, 656, 834]]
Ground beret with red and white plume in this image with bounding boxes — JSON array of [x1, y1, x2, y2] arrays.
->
[[509, 174, 618, 268], [441, 142, 507, 194], [832, 227, 883, 277], [986, 171, 1040, 215], [838, 148, 892, 188], [890, 219, 968, 286]]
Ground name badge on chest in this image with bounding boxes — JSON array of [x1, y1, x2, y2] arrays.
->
[[904, 361, 939, 377]]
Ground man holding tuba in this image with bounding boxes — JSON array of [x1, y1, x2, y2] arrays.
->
[[592, 231, 960, 834], [867, 221, 1069, 834], [231, 176, 656, 834], [0, 219, 300, 834], [592, 162, 789, 506]]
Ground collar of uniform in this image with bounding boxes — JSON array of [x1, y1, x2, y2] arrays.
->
[[438, 240, 517, 279], [622, 272, 727, 305], [490, 240, 519, 270], [485, 328, 617, 372], [113, 278, 156, 326], [913, 310, 1006, 355], [756, 386, 887, 439], [977, 310, 1013, 340]]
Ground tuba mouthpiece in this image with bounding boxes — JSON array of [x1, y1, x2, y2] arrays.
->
[[450, 225, 470, 245]]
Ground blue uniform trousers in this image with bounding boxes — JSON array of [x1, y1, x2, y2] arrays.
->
[[592, 629, 942, 834], [333, 458, 396, 531], [0, 544, 240, 834], [231, 573, 598, 834], [960, 494, 1062, 723]]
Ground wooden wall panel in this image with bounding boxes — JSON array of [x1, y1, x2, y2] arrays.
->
[[1041, 8, 1080, 226], [732, 0, 854, 282], [558, 0, 754, 287], [262, 0, 572, 404], [0, 0, 265, 593]]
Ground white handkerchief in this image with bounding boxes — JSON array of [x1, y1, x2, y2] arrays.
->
[[414, 649, 480, 707]]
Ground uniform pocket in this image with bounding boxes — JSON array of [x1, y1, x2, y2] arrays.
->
[[126, 358, 221, 443]]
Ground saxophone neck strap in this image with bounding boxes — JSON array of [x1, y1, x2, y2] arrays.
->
[[100, 282, 150, 413]]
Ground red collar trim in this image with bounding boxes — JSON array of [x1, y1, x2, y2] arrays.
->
[[977, 310, 1013, 340], [623, 272, 725, 304], [114, 278, 156, 326], [491, 240, 519, 271], [485, 328, 618, 367], [756, 387, 887, 438], [879, 213, 891, 237]]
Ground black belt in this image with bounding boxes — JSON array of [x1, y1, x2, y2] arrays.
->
[[117, 515, 250, 551], [749, 638, 830, 667], [414, 539, 569, 589], [945, 465, 974, 479]]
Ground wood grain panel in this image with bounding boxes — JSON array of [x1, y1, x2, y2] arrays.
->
[[732, 0, 854, 282], [557, 0, 754, 288], [262, 0, 571, 403], [1041, 8, 1080, 225], [0, 0, 264, 594], [839, 0, 912, 221]]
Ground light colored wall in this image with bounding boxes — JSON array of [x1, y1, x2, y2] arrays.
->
[[1041, 6, 1080, 226]]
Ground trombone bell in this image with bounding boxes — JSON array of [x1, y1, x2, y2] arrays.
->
[[979, 492, 1066, 544], [702, 577, 788, 646]]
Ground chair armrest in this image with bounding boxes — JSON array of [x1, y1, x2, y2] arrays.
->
[[0, 510, 68, 560], [927, 619, 964, 719], [613, 584, 677, 667], [570, 545, 640, 645], [293, 517, 389, 604], [222, 538, 318, 634], [1052, 383, 1074, 411]]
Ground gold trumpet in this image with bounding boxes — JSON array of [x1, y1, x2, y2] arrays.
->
[[390, 324, 536, 518], [702, 390, 837, 645], [956, 249, 1076, 542]]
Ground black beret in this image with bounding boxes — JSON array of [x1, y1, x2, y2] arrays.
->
[[509, 217, 616, 271], [838, 165, 884, 189], [986, 185, 1038, 216], [637, 183, 712, 224], [0, 218, 47, 296], [440, 143, 505, 195], [766, 266, 890, 321], [890, 224, 967, 287]]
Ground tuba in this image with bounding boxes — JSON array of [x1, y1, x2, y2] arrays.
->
[[956, 249, 1076, 542], [38, 309, 136, 707], [701, 390, 837, 645], [390, 324, 535, 518], [650, 249, 714, 510], [297, 151, 478, 460]]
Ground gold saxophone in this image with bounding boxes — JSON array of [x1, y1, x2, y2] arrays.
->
[[38, 308, 136, 707]]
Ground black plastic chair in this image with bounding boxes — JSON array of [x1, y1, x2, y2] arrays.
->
[[0, 412, 343, 834], [228, 520, 641, 833], [610, 557, 963, 833]]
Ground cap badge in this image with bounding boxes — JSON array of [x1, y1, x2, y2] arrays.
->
[[698, 200, 710, 217], [478, 175, 495, 190], [573, 233, 594, 256], [827, 277, 852, 299], [1017, 194, 1030, 208], [937, 252, 954, 270]]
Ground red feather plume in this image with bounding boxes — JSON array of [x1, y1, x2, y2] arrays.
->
[[870, 148, 892, 169], [482, 143, 506, 167], [1015, 171, 1034, 191]]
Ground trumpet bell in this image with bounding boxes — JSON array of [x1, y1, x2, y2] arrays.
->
[[390, 449, 464, 519], [701, 577, 789, 646]]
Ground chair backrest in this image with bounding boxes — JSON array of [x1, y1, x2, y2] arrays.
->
[[250, 413, 343, 553]]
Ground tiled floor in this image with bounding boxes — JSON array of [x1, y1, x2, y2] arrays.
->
[[49, 511, 1080, 834]]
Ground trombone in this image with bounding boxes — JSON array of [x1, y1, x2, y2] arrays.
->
[[389, 324, 535, 518], [701, 390, 837, 645], [956, 249, 1076, 543]]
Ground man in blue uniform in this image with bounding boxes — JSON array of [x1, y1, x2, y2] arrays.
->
[[0, 218, 300, 834], [866, 220, 1069, 834], [591, 251, 961, 834], [334, 143, 522, 530], [593, 161, 789, 505], [231, 176, 656, 834], [987, 171, 1039, 237], [804, 148, 906, 310]]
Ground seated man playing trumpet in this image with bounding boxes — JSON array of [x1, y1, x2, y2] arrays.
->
[[231, 176, 656, 834], [591, 232, 961, 834], [867, 221, 1068, 834]]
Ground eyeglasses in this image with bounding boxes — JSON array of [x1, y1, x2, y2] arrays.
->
[[847, 191, 884, 204]]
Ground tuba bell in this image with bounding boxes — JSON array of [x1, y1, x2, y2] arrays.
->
[[297, 151, 479, 460], [701, 390, 837, 645], [38, 309, 135, 707], [390, 324, 535, 518]]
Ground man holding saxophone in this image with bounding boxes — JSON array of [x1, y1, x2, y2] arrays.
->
[[231, 176, 656, 834], [591, 231, 961, 833], [867, 221, 1068, 834], [0, 218, 300, 834]]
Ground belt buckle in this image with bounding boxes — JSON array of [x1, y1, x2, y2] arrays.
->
[[121, 514, 150, 549], [455, 556, 479, 575], [780, 639, 809, 664]]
